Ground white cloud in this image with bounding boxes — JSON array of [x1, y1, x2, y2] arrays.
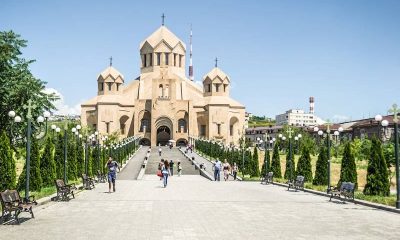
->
[[43, 88, 83, 115]]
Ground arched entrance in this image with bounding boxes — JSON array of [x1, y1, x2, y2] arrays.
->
[[176, 138, 187, 146], [157, 126, 171, 146], [139, 138, 151, 146], [155, 116, 173, 146]]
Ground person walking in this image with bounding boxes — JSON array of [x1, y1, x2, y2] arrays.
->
[[232, 162, 238, 180], [213, 159, 222, 181], [162, 160, 170, 187], [158, 159, 165, 181], [158, 147, 162, 156], [223, 159, 231, 181], [177, 161, 182, 176], [105, 157, 120, 193], [169, 160, 174, 176]]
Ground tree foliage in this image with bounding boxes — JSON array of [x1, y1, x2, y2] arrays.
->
[[261, 149, 271, 176], [296, 146, 313, 182], [0, 131, 16, 191], [363, 138, 390, 196], [17, 139, 42, 192], [270, 143, 281, 178], [40, 136, 56, 187], [338, 142, 358, 188], [54, 134, 64, 179], [284, 142, 295, 180], [313, 146, 328, 185]]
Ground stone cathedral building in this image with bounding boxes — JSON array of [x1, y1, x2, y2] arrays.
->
[[81, 24, 246, 146]]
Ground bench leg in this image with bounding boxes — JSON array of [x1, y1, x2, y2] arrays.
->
[[72, 191, 75, 199], [29, 206, 34, 218], [14, 209, 21, 224]]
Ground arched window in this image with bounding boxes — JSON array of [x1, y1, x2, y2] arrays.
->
[[140, 119, 149, 132], [178, 119, 187, 133], [159, 84, 163, 97]]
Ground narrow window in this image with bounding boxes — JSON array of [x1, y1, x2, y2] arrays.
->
[[149, 53, 153, 66], [143, 54, 147, 67], [165, 53, 169, 65], [217, 124, 221, 135], [174, 53, 177, 66], [230, 125, 233, 136], [99, 83, 104, 91], [179, 55, 182, 67], [200, 125, 206, 136], [117, 83, 120, 91], [107, 82, 112, 91], [224, 84, 227, 92], [120, 123, 125, 134], [156, 53, 161, 66], [208, 84, 211, 92], [215, 84, 220, 92], [106, 122, 110, 134]]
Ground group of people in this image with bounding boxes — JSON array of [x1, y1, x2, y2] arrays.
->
[[212, 159, 238, 181], [158, 159, 183, 187]]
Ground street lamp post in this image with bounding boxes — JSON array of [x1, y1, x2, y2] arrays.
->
[[8, 100, 49, 200], [388, 104, 400, 209], [286, 127, 294, 181]]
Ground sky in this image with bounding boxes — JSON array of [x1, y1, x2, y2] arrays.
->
[[1, 0, 400, 122]]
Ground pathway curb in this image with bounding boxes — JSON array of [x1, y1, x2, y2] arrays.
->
[[271, 181, 400, 214], [179, 149, 214, 180]]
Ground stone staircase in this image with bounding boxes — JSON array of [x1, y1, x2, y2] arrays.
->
[[144, 147, 198, 175]]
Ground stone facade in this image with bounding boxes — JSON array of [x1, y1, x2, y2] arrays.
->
[[81, 25, 245, 146]]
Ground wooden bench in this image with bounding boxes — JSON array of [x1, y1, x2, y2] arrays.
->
[[287, 175, 305, 191], [54, 179, 77, 201], [261, 172, 273, 184], [329, 182, 355, 202], [0, 189, 37, 224], [96, 170, 107, 183], [81, 173, 95, 190]]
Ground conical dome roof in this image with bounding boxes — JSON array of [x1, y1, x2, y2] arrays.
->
[[203, 67, 230, 83], [97, 66, 124, 83], [140, 26, 186, 49]]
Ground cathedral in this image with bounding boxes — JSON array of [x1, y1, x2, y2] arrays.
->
[[81, 23, 246, 146]]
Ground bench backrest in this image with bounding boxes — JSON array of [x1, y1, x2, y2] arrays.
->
[[267, 172, 273, 178], [0, 190, 21, 205], [295, 176, 305, 183], [340, 182, 355, 192], [55, 179, 65, 189]]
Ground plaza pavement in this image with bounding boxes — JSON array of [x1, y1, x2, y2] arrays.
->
[[2, 174, 400, 240]]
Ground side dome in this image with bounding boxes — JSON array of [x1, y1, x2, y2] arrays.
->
[[97, 66, 124, 95], [202, 67, 231, 97]]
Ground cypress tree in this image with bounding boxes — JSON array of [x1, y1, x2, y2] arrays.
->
[[284, 145, 295, 180], [251, 147, 260, 177], [67, 139, 77, 180], [296, 146, 313, 182], [54, 134, 64, 179], [261, 150, 271, 177], [270, 143, 282, 178], [76, 141, 84, 176], [338, 142, 358, 189], [40, 136, 56, 187], [89, 146, 97, 176], [363, 137, 390, 196], [0, 131, 16, 191], [18, 139, 42, 192], [313, 146, 328, 185]]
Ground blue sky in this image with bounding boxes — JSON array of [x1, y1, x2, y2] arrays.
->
[[1, 0, 400, 122]]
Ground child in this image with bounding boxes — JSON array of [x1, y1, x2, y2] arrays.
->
[[177, 161, 182, 176]]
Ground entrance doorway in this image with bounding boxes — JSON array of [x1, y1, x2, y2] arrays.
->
[[139, 138, 151, 146], [157, 126, 171, 146]]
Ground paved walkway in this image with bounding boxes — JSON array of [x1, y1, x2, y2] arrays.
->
[[119, 147, 148, 180], [2, 174, 400, 239]]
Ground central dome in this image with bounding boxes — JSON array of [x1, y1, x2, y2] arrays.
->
[[140, 26, 186, 50]]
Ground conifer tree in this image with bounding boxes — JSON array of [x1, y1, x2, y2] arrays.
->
[[296, 146, 313, 182], [251, 147, 260, 177], [18, 139, 42, 192], [40, 136, 56, 187], [0, 131, 16, 191], [270, 143, 282, 178], [67, 139, 77, 180], [313, 146, 328, 185], [364, 137, 390, 196], [338, 142, 358, 188], [76, 141, 84, 176], [284, 145, 295, 180], [261, 149, 271, 177], [54, 134, 64, 179]]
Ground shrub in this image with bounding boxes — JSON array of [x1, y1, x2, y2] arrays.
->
[[270, 143, 281, 178], [40, 136, 56, 187], [338, 142, 358, 189], [296, 146, 313, 182], [18, 139, 42, 192], [313, 146, 328, 185]]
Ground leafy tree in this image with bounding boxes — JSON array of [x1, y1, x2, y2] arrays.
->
[[364, 138, 390, 196], [313, 146, 328, 185], [251, 147, 260, 177], [0, 31, 56, 136], [270, 143, 281, 178], [296, 146, 313, 182], [360, 138, 372, 161], [0, 131, 16, 191], [17, 139, 42, 192], [40, 136, 56, 187], [338, 142, 357, 188]]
